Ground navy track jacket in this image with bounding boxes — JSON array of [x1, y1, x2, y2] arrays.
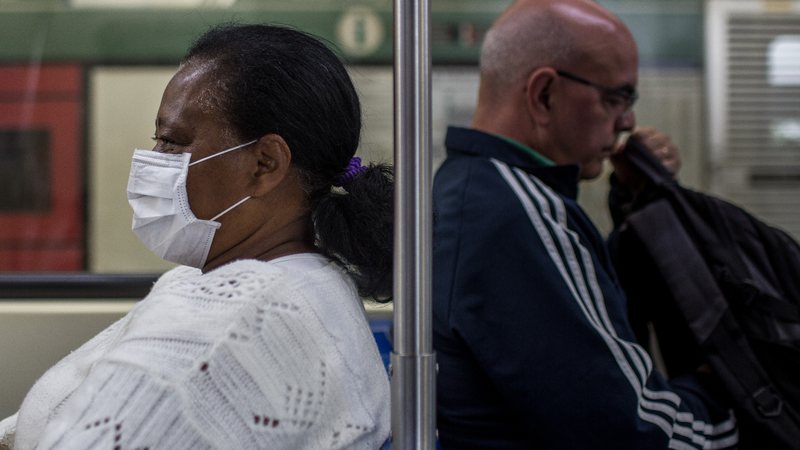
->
[[432, 127, 738, 449]]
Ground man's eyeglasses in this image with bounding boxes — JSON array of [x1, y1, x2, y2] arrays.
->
[[555, 70, 638, 114]]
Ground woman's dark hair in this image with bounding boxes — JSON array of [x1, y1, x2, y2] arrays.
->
[[183, 24, 392, 301]]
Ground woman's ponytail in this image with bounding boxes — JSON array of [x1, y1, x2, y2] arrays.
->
[[313, 163, 393, 302]]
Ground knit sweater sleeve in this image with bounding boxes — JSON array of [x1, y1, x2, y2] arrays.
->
[[0, 413, 16, 450], [31, 261, 388, 450]]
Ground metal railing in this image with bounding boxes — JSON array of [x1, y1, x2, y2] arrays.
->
[[391, 0, 437, 448], [0, 274, 158, 299]]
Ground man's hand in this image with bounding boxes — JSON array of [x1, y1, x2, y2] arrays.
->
[[630, 127, 681, 175], [611, 127, 682, 189]]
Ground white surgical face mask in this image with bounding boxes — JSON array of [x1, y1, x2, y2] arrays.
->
[[126, 140, 257, 268]]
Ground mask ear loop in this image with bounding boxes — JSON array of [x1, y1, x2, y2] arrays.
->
[[189, 139, 258, 167], [189, 139, 258, 222], [210, 196, 252, 222]]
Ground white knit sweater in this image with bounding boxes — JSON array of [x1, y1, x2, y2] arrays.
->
[[1, 255, 390, 450]]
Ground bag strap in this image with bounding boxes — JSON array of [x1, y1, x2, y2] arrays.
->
[[625, 137, 800, 324], [626, 201, 792, 421], [626, 200, 726, 342], [623, 138, 736, 269]]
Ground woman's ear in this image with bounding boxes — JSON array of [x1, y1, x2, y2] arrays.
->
[[525, 67, 558, 125], [250, 133, 292, 197]]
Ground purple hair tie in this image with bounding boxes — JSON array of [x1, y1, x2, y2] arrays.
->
[[333, 156, 369, 187]]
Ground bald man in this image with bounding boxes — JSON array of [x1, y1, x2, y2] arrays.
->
[[431, 1, 738, 448]]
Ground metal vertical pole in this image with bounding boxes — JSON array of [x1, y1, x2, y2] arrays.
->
[[391, 0, 436, 448]]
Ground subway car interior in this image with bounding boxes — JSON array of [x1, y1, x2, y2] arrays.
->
[[1, 0, 799, 447]]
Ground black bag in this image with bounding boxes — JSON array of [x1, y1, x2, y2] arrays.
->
[[612, 138, 800, 449]]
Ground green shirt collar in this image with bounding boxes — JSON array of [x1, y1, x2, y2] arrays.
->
[[490, 133, 555, 167]]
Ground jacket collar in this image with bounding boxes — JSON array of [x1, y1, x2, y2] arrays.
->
[[444, 126, 581, 199]]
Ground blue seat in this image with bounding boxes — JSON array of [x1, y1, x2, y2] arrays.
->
[[369, 319, 442, 450], [369, 318, 393, 373]]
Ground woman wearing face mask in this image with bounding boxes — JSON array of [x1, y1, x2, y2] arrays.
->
[[0, 25, 392, 450]]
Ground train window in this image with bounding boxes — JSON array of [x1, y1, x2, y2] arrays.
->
[[0, 2, 492, 279], [707, 0, 800, 242], [768, 36, 800, 146], [0, 130, 51, 213], [0, 0, 723, 276], [769, 35, 800, 86]]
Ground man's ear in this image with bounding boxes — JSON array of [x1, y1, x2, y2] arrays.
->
[[249, 133, 292, 197], [525, 67, 558, 125]]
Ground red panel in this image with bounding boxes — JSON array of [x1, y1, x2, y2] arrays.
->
[[0, 64, 81, 97], [0, 102, 82, 240], [0, 248, 82, 271], [0, 64, 83, 271]]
